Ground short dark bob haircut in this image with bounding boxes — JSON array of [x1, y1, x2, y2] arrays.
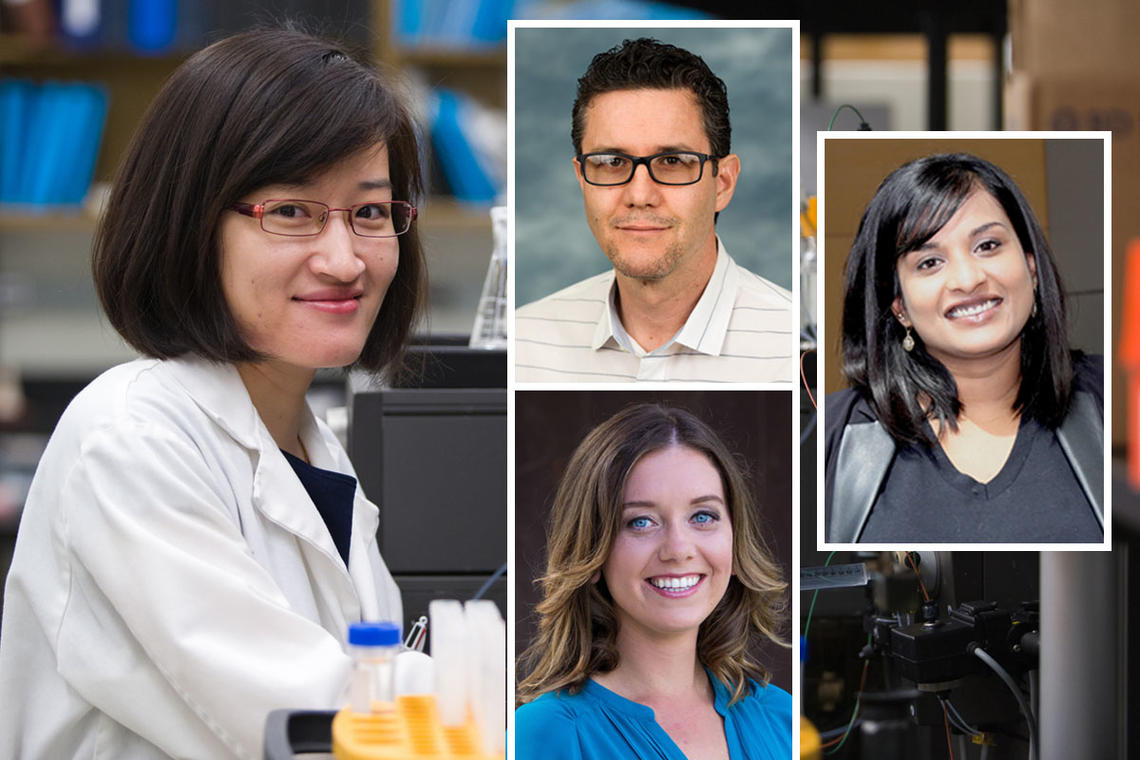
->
[[93, 28, 425, 379], [570, 37, 731, 160], [841, 152, 1072, 443], [517, 403, 787, 707]]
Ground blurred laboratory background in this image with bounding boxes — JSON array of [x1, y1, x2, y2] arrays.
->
[[0, 0, 516, 640], [3, 1, 1140, 757]]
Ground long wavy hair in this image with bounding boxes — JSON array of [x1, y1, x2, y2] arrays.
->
[[516, 404, 787, 706]]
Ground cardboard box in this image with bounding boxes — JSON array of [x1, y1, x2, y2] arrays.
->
[[1009, 0, 1140, 76], [1006, 72, 1139, 446]]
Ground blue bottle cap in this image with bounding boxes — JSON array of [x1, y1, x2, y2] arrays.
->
[[348, 621, 401, 647]]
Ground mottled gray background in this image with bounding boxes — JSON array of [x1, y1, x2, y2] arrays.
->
[[514, 26, 794, 306]]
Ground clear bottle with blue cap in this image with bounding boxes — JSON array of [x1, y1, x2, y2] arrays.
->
[[345, 621, 401, 714]]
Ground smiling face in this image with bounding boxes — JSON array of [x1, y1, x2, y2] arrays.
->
[[602, 444, 734, 643], [574, 88, 739, 283], [218, 143, 399, 374], [893, 188, 1037, 367]]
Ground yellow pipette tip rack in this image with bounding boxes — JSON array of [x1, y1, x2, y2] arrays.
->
[[332, 694, 503, 760]]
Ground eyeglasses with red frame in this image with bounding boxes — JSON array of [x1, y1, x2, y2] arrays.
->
[[228, 199, 417, 238]]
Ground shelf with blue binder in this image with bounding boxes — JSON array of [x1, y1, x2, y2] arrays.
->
[[1, 36, 184, 212], [0, 36, 184, 66], [0, 78, 108, 210], [427, 87, 504, 206], [397, 46, 505, 69], [391, 0, 514, 52]]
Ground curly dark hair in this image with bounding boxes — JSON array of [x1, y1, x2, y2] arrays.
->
[[570, 37, 730, 158]]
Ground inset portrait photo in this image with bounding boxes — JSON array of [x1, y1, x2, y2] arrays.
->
[[818, 134, 1110, 549], [511, 22, 798, 383], [514, 390, 793, 759]]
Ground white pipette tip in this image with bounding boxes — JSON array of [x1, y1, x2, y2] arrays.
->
[[465, 600, 505, 756], [429, 600, 467, 727]]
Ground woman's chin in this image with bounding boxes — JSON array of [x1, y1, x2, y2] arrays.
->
[[257, 346, 365, 372]]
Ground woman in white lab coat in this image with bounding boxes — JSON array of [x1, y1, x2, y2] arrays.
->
[[0, 29, 424, 759]]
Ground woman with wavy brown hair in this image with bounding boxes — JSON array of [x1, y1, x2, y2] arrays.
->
[[516, 403, 791, 760]]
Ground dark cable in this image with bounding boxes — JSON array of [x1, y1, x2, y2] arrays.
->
[[472, 562, 507, 601], [827, 103, 873, 131], [940, 697, 979, 737], [972, 645, 1038, 760], [800, 350, 817, 409], [941, 700, 956, 760], [944, 698, 980, 736], [801, 412, 817, 446]]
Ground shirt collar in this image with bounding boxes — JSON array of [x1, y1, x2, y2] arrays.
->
[[674, 238, 737, 356], [161, 355, 325, 462], [590, 270, 621, 351], [591, 238, 738, 357]]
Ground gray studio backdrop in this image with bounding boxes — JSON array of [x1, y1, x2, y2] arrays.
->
[[514, 25, 794, 307]]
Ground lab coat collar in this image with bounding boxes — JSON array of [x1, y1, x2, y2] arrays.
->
[[163, 356, 373, 625], [162, 356, 263, 449], [251, 436, 364, 627]]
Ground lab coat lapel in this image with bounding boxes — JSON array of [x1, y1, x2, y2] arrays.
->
[[253, 415, 363, 634], [347, 492, 383, 620], [297, 410, 383, 622], [167, 357, 363, 629]]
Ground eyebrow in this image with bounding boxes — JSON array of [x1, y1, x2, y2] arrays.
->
[[274, 178, 392, 192], [912, 221, 1011, 253], [969, 221, 1009, 237], [358, 179, 393, 191], [621, 494, 725, 508], [585, 145, 701, 156]]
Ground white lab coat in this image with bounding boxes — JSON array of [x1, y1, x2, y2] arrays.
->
[[0, 356, 402, 759]]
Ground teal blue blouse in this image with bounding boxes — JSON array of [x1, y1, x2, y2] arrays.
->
[[515, 672, 792, 760]]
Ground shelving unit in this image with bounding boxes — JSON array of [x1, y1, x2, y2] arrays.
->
[[0, 4, 508, 373], [0, 5, 509, 598], [0, 210, 99, 231], [369, 0, 507, 109], [0, 45, 185, 185], [365, 0, 506, 334]]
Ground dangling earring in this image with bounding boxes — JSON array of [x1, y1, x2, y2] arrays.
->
[[902, 327, 915, 352], [1031, 300, 1038, 318]]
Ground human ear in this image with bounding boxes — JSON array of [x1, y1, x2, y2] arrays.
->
[[1026, 251, 1037, 288], [574, 156, 588, 194], [713, 153, 740, 212], [891, 297, 911, 327]]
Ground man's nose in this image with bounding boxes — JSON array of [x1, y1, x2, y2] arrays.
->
[[621, 162, 663, 206]]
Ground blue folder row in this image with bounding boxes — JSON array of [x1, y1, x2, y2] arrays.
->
[[0, 79, 109, 208], [430, 88, 504, 205], [395, 0, 515, 48]]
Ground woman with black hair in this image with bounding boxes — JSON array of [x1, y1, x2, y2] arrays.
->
[[0, 28, 426, 758], [825, 152, 1103, 543]]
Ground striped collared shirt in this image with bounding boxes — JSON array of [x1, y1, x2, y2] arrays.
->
[[515, 241, 796, 382]]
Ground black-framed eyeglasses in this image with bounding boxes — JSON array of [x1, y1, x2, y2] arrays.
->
[[227, 199, 417, 238], [576, 151, 719, 186]]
